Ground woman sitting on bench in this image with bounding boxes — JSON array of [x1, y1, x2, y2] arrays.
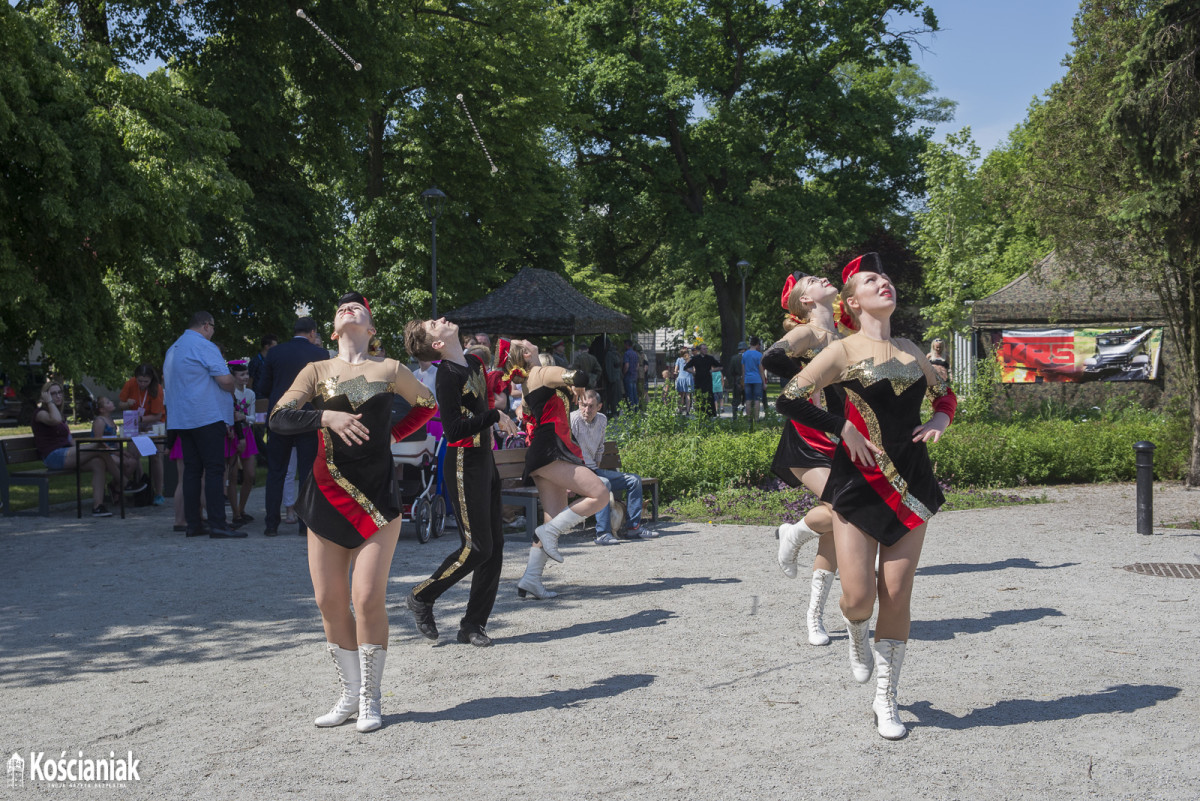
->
[[505, 342, 607, 600], [34, 381, 125, 517]]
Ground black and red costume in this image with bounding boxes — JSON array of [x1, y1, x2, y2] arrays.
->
[[412, 354, 504, 631], [269, 357, 435, 549], [777, 335, 957, 545], [520, 379, 585, 485], [764, 326, 846, 486]]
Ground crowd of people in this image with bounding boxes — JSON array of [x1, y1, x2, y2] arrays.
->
[[26, 252, 955, 743]]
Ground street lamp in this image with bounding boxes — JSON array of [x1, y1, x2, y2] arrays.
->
[[421, 185, 447, 318], [736, 260, 751, 343], [735, 259, 751, 425]]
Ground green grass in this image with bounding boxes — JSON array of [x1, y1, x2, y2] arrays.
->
[[663, 483, 1046, 526]]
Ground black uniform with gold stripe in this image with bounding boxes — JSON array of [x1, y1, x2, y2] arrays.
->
[[411, 354, 504, 632]]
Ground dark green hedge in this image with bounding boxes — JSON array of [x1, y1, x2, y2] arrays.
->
[[620, 416, 1188, 500]]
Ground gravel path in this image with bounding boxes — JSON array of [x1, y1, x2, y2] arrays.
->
[[1, 482, 1198, 799]]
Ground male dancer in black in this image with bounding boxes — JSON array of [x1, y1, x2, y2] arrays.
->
[[402, 317, 520, 646]]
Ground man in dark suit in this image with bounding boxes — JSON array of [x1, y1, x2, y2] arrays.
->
[[256, 316, 329, 536]]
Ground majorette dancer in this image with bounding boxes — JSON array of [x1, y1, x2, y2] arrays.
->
[[504, 340, 608, 599], [776, 254, 956, 740], [765, 270, 846, 647], [270, 293, 437, 733]]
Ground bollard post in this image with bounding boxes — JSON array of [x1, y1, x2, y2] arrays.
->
[[1134, 441, 1156, 535]]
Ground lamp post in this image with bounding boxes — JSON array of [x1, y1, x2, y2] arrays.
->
[[735, 259, 751, 424], [421, 185, 447, 318]]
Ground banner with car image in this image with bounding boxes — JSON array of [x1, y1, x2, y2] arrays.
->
[[994, 327, 1163, 383]]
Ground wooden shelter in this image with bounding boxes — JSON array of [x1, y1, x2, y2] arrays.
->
[[444, 268, 631, 337]]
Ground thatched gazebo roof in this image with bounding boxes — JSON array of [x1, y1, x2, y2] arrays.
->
[[971, 250, 1164, 327], [445, 267, 631, 336]]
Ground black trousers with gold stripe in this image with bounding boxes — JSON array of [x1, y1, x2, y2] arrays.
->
[[412, 446, 503, 630]]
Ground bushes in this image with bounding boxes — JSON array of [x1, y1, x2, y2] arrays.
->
[[929, 415, 1189, 487], [618, 409, 1188, 500], [620, 427, 781, 500]]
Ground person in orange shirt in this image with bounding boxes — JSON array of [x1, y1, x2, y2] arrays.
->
[[119, 364, 167, 504]]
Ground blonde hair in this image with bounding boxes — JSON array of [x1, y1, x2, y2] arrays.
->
[[504, 344, 535, 383], [783, 278, 816, 332], [838, 272, 868, 327]]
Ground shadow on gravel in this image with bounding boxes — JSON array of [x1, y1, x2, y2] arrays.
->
[[906, 683, 1180, 729], [0, 537, 316, 689], [564, 575, 741, 602], [916, 558, 1078, 576], [911, 607, 1065, 641], [501, 609, 677, 645], [391, 672, 656, 724]]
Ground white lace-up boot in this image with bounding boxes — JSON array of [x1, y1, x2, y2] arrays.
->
[[516, 545, 559, 599], [356, 644, 387, 733], [314, 643, 360, 727], [872, 639, 908, 740], [843, 615, 875, 683], [776, 520, 819, 578], [535, 507, 584, 563], [807, 570, 835, 646]]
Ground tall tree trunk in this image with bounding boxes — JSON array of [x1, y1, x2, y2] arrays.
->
[[363, 108, 385, 278], [710, 269, 742, 372], [77, 1, 110, 47], [1190, 393, 1200, 487]]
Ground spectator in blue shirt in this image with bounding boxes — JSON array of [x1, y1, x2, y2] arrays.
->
[[742, 336, 764, 420], [163, 311, 243, 539]]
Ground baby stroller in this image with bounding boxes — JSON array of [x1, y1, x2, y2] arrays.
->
[[391, 421, 446, 544]]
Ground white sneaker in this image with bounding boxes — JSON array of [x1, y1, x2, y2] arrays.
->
[[594, 533, 621, 545]]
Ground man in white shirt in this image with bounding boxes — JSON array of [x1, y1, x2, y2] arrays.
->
[[569, 389, 653, 543]]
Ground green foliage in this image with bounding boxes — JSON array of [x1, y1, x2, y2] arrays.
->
[[664, 483, 1044, 525], [611, 388, 1187, 499], [928, 414, 1188, 487], [620, 425, 782, 500], [914, 125, 1049, 338], [0, 4, 249, 382], [951, 355, 1004, 422], [563, 0, 949, 357]]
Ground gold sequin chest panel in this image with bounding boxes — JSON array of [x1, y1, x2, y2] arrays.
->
[[823, 338, 945, 544], [301, 359, 401, 548]]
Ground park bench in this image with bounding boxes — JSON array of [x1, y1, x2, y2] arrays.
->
[[0, 435, 71, 516], [494, 441, 659, 541]]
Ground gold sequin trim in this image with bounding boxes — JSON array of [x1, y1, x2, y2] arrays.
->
[[321, 429, 387, 529], [458, 407, 482, 447], [902, 491, 934, 521], [413, 393, 437, 409], [781, 374, 817, 401], [269, 398, 299, 421], [793, 347, 821, 362], [418, 447, 474, 590], [555, 388, 573, 415], [926, 374, 951, 400], [561, 368, 585, 388], [842, 388, 932, 523], [463, 367, 488, 402], [844, 355, 923, 396], [319, 374, 394, 410]]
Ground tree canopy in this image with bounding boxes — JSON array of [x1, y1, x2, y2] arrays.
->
[[561, 0, 950, 358]]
